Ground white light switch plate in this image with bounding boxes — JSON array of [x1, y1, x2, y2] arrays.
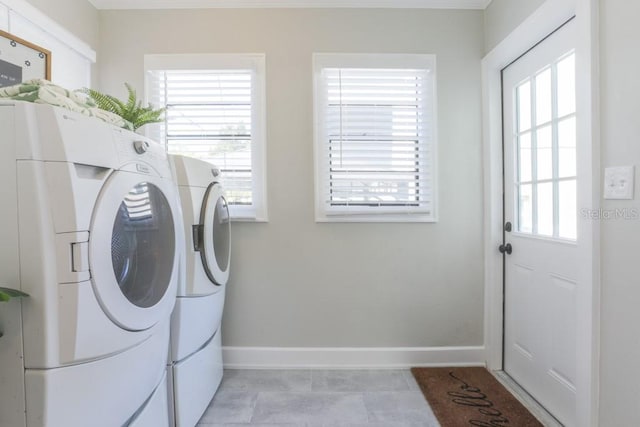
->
[[604, 166, 635, 199]]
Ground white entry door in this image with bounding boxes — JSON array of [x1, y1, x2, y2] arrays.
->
[[502, 19, 578, 426]]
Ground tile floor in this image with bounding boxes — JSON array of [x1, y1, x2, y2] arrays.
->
[[197, 369, 440, 427]]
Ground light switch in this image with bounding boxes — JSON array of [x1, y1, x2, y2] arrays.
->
[[604, 166, 635, 200]]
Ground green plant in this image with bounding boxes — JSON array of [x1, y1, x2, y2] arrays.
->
[[82, 83, 165, 131], [0, 287, 28, 302]]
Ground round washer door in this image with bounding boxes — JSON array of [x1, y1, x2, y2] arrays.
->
[[90, 169, 180, 331], [199, 182, 231, 286]]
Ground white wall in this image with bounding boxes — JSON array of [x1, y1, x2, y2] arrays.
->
[[484, 0, 545, 53], [1, 0, 99, 88], [24, 0, 98, 48], [599, 0, 640, 424], [99, 8, 486, 350]]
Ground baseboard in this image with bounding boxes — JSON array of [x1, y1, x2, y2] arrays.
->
[[222, 346, 486, 369]]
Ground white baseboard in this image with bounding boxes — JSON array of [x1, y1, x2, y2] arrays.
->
[[222, 346, 486, 369]]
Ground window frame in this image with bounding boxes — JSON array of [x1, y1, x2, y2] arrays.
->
[[144, 53, 268, 222], [312, 53, 438, 223]]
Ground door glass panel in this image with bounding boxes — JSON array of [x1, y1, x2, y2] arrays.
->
[[535, 67, 552, 125], [559, 180, 577, 239], [537, 182, 553, 236], [111, 182, 175, 308], [517, 81, 532, 132], [519, 132, 532, 183], [537, 125, 553, 181], [557, 53, 576, 117], [514, 48, 576, 241], [519, 184, 533, 233], [558, 116, 577, 178], [213, 196, 231, 272]]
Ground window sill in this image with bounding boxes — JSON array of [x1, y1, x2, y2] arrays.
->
[[229, 205, 268, 223], [231, 216, 269, 223], [315, 214, 437, 223]]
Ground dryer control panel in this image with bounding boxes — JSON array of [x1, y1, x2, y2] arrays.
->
[[111, 127, 171, 178]]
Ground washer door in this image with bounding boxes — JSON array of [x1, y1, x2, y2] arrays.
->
[[197, 183, 231, 286], [90, 169, 179, 331]]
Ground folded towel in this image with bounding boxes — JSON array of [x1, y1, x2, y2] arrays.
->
[[0, 79, 132, 129]]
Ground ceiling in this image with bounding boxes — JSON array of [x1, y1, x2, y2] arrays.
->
[[88, 0, 493, 10]]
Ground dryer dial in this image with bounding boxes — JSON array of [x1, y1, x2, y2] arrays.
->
[[133, 140, 149, 154]]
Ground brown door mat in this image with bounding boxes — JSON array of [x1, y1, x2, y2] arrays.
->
[[411, 367, 543, 427]]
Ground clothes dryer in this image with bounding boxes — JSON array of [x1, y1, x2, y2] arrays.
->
[[168, 154, 231, 427], [0, 101, 181, 427]]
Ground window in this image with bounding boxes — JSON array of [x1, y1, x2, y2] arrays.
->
[[145, 54, 267, 221], [313, 54, 437, 222], [514, 51, 576, 240]]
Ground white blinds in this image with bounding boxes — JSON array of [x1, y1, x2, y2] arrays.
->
[[318, 67, 435, 217], [147, 69, 253, 206]]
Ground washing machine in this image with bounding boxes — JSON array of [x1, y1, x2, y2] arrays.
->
[[0, 101, 181, 427], [168, 154, 231, 427]]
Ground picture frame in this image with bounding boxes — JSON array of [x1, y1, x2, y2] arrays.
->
[[0, 29, 51, 88]]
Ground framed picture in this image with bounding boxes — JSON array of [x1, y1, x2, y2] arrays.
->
[[0, 29, 51, 88]]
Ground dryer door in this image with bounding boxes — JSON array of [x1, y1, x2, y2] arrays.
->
[[89, 169, 179, 331], [196, 182, 230, 286]]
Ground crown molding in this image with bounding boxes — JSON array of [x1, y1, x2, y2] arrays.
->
[[89, 0, 493, 10]]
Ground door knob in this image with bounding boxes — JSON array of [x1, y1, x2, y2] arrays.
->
[[499, 243, 513, 255]]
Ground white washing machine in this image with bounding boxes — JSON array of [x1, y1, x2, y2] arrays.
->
[[168, 154, 231, 427], [0, 101, 181, 427]]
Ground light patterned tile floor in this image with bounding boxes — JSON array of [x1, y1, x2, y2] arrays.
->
[[197, 369, 439, 427]]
